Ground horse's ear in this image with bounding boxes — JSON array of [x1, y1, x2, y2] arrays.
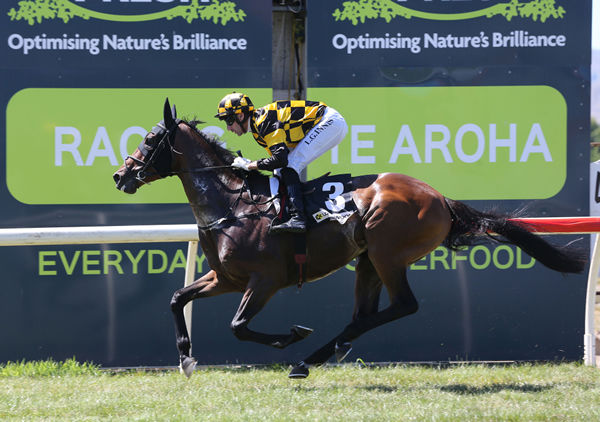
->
[[164, 98, 175, 127], [171, 104, 177, 119]]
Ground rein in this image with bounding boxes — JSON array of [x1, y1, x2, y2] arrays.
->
[[125, 120, 278, 231], [196, 175, 279, 231], [163, 165, 233, 176]]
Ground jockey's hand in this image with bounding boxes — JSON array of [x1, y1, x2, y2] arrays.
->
[[232, 156, 252, 171]]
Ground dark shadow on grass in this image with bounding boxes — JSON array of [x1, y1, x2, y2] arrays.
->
[[292, 384, 399, 393], [361, 385, 398, 393], [440, 383, 553, 395], [290, 383, 553, 395]]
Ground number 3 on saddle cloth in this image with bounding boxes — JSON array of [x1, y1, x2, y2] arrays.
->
[[270, 173, 358, 288]]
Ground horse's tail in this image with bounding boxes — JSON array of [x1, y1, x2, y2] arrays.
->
[[442, 198, 586, 274]]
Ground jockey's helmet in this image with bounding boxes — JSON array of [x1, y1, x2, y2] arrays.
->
[[214, 92, 254, 122]]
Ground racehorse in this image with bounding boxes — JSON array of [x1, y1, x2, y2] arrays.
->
[[112, 99, 585, 379]]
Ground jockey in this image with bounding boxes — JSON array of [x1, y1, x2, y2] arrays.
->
[[215, 92, 348, 234]]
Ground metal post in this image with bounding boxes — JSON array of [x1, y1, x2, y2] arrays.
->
[[584, 235, 600, 366], [184, 241, 198, 353]]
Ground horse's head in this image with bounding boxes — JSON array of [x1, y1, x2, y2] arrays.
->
[[113, 98, 179, 194]]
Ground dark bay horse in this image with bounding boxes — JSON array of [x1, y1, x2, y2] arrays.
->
[[113, 99, 585, 378]]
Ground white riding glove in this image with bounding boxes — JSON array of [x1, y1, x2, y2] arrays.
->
[[232, 156, 252, 171]]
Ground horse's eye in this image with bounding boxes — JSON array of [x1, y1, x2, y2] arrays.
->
[[145, 134, 158, 149]]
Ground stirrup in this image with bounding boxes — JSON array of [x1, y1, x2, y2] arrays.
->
[[270, 216, 306, 233]]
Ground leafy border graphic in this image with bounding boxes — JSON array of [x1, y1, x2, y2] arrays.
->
[[333, 0, 565, 25], [8, 0, 246, 26]]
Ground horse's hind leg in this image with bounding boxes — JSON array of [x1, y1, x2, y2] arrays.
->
[[338, 253, 384, 361], [352, 254, 384, 321], [290, 257, 417, 378], [289, 253, 386, 377], [338, 262, 418, 351], [170, 270, 238, 377]]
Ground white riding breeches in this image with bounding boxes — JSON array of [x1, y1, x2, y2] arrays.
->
[[284, 106, 348, 176]]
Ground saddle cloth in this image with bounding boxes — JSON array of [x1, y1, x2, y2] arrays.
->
[[269, 173, 357, 228]]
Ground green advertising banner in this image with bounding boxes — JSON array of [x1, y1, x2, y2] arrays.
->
[[0, 0, 275, 367], [304, 0, 591, 364], [307, 86, 566, 199], [6, 88, 271, 204]]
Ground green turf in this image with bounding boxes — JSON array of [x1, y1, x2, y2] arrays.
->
[[1, 360, 599, 421]]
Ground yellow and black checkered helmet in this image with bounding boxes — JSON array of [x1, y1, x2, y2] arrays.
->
[[215, 92, 254, 119]]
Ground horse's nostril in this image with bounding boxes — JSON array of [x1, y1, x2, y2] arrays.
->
[[113, 173, 121, 184]]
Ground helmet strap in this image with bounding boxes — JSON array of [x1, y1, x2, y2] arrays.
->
[[240, 111, 251, 131]]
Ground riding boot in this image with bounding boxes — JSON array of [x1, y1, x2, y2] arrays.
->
[[271, 169, 307, 234]]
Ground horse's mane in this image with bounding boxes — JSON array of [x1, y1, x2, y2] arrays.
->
[[184, 119, 237, 165], [182, 119, 263, 178]]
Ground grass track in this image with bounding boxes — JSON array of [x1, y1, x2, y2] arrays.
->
[[1, 360, 599, 421]]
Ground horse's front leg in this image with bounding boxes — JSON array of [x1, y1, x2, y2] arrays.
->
[[230, 273, 313, 348], [170, 270, 238, 377]]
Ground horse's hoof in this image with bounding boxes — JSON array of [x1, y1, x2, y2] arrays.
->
[[292, 325, 314, 339], [335, 342, 352, 363], [179, 357, 197, 378], [288, 361, 310, 379]]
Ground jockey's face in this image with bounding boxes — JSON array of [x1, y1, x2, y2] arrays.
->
[[226, 113, 248, 136]]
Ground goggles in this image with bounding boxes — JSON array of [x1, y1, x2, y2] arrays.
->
[[223, 114, 237, 126]]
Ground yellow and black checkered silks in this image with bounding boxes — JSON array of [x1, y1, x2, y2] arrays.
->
[[215, 92, 255, 118], [250, 100, 327, 150]]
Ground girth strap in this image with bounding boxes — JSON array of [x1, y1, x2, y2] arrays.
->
[[294, 234, 307, 289]]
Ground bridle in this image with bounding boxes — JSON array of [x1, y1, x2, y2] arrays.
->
[[123, 120, 231, 185], [119, 121, 175, 186], [121, 120, 278, 231]]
